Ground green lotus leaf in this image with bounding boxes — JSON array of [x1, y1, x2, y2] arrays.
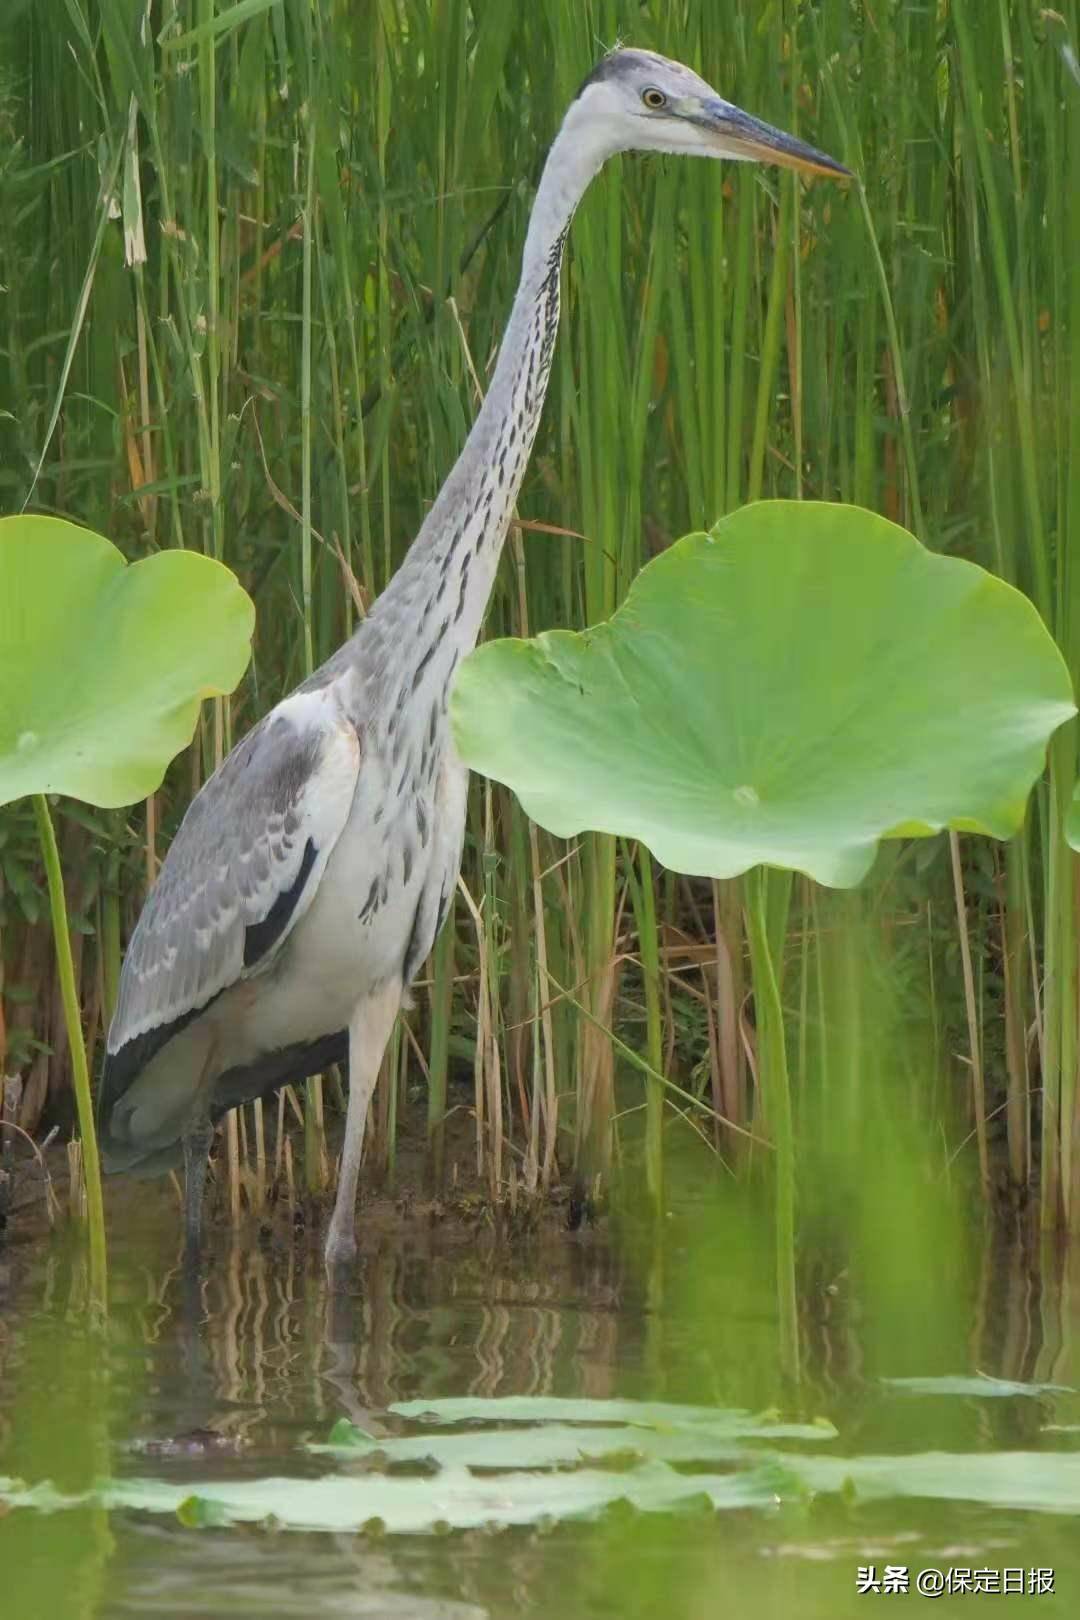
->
[[452, 502, 1075, 888], [881, 1375, 1075, 1398], [6, 1441, 1080, 1530], [0, 515, 254, 810], [384, 1395, 836, 1438]]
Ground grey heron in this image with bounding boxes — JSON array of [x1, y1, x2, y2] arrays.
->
[[98, 48, 848, 1269]]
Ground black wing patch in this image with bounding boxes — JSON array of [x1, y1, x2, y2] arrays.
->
[[101, 835, 318, 1133], [101, 1024, 348, 1177], [98, 989, 226, 1155], [243, 837, 318, 968], [210, 1028, 348, 1116]]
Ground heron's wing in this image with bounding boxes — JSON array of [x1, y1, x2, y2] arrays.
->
[[105, 683, 361, 1079]]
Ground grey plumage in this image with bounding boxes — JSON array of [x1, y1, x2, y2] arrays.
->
[[99, 48, 847, 1267], [101, 690, 362, 1164], [109, 714, 325, 1052]]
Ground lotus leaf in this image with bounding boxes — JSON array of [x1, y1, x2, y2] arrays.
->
[[452, 502, 1075, 887], [6, 1444, 1080, 1532], [6, 1390, 1080, 1536], [881, 1375, 1075, 1398], [385, 1395, 836, 1436], [0, 515, 254, 809]]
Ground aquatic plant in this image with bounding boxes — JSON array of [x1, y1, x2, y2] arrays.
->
[[0, 514, 254, 1295], [1, 1, 1079, 1234], [5, 1390, 1080, 1534], [453, 499, 1076, 1372], [453, 503, 1074, 888]]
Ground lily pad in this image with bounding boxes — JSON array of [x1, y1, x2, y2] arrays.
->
[[881, 1375, 1075, 1398], [7, 1445, 1080, 1532], [384, 1396, 837, 1441], [452, 502, 1075, 887], [6, 1391, 1080, 1536], [0, 1464, 778, 1534], [795, 1449, 1080, 1516], [0, 515, 254, 809], [311, 1417, 836, 1472]]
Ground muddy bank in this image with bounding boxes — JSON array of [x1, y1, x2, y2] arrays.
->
[[0, 1092, 592, 1264]]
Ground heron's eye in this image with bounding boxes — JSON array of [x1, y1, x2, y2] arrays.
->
[[641, 87, 667, 110]]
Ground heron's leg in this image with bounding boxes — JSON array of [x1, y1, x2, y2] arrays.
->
[[181, 1112, 214, 1261], [325, 977, 402, 1272], [178, 1038, 217, 1265]]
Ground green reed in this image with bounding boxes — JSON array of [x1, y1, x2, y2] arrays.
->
[[2, 1, 1079, 1252]]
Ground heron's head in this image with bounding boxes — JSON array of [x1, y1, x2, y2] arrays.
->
[[569, 48, 850, 181]]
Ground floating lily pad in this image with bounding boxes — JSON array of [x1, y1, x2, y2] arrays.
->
[[0, 515, 254, 809], [0, 1463, 778, 1533], [310, 1420, 832, 1472], [452, 502, 1075, 887], [383, 1396, 837, 1441], [881, 1375, 1075, 1398], [795, 1449, 1080, 1515], [6, 1445, 1080, 1532], [6, 1390, 1080, 1535], [311, 1401, 839, 1473]]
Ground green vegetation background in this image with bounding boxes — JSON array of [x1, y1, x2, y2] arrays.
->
[[2, 0, 1079, 1221]]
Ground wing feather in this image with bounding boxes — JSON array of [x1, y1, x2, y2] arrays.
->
[[105, 684, 361, 1078]]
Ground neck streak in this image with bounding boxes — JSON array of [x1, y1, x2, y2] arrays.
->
[[365, 99, 616, 699]]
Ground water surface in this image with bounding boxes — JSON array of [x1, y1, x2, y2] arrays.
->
[[2, 1183, 1079, 1618]]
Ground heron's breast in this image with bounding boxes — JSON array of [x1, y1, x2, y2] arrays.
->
[[235, 734, 465, 1052], [303, 743, 448, 943]]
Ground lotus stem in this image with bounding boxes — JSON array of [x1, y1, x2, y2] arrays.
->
[[624, 841, 664, 1220], [33, 793, 107, 1307], [745, 867, 798, 1384]]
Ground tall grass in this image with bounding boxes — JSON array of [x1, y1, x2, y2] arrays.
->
[[2, 1, 1079, 1250]]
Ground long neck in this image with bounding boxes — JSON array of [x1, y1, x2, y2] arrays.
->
[[363, 102, 614, 699]]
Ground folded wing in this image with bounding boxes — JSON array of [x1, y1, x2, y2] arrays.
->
[[100, 685, 361, 1117]]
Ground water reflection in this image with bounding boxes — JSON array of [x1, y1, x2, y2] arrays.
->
[[1, 1196, 1080, 1618], [136, 1229, 630, 1428]]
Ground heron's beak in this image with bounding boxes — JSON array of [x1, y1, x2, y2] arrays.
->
[[690, 97, 851, 181]]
